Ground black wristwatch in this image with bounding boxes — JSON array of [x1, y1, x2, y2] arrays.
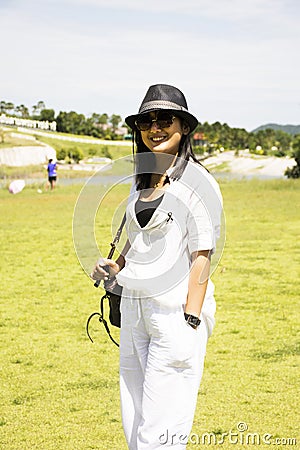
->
[[184, 313, 201, 329]]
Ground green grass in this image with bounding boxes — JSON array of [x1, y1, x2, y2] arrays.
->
[[206, 161, 230, 172], [0, 157, 134, 186], [0, 165, 102, 186], [35, 135, 131, 160], [0, 164, 47, 181], [0, 179, 299, 449], [2, 125, 129, 142], [0, 135, 42, 149]]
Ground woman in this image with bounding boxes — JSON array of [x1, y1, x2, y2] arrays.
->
[[91, 84, 223, 449]]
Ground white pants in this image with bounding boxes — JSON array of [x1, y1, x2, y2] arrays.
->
[[120, 296, 209, 450]]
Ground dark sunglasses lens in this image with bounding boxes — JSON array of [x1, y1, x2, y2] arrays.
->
[[135, 112, 175, 130], [135, 115, 152, 131], [156, 112, 174, 128]]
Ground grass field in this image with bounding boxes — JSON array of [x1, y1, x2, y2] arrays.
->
[[35, 135, 131, 161], [0, 179, 299, 449]]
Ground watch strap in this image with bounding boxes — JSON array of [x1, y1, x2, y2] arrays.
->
[[184, 313, 201, 329]]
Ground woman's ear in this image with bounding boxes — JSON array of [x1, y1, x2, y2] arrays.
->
[[182, 121, 190, 135]]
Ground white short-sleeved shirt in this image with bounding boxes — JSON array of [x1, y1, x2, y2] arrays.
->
[[116, 160, 223, 314]]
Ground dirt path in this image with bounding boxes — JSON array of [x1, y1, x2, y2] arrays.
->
[[204, 150, 296, 178]]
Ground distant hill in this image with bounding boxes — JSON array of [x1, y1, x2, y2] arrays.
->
[[252, 124, 300, 136]]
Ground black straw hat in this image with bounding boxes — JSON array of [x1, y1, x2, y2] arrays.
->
[[125, 84, 198, 133]]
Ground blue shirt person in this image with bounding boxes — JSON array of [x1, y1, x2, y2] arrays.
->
[[47, 159, 57, 190]]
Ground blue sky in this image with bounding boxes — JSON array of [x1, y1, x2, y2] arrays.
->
[[0, 0, 299, 131]]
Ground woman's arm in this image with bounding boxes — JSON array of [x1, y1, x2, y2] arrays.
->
[[115, 239, 131, 270], [185, 250, 211, 317]]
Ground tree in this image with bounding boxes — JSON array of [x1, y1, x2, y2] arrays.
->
[[40, 109, 55, 122], [4, 102, 14, 116], [274, 130, 292, 154], [32, 101, 46, 118], [0, 101, 7, 113], [285, 135, 300, 178], [90, 113, 101, 124], [91, 113, 109, 125], [83, 117, 97, 136], [56, 111, 87, 134], [109, 114, 122, 131], [99, 113, 109, 124], [231, 128, 249, 150], [15, 104, 30, 118]]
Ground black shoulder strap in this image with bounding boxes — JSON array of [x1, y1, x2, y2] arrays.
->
[[86, 212, 126, 345], [93, 212, 127, 288]]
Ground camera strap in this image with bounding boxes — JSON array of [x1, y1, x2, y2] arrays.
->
[[86, 212, 126, 345], [86, 293, 119, 346]]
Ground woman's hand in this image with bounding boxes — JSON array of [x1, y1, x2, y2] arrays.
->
[[90, 258, 120, 282]]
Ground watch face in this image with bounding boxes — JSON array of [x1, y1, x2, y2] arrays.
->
[[191, 316, 201, 326]]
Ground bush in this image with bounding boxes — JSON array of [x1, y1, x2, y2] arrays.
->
[[90, 128, 102, 138], [193, 145, 205, 155], [273, 148, 286, 157], [102, 146, 112, 159], [56, 146, 83, 163], [56, 148, 67, 160], [68, 147, 83, 163], [284, 165, 300, 178], [285, 135, 300, 178], [254, 148, 265, 155], [88, 147, 97, 157]]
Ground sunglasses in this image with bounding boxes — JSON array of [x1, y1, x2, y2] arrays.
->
[[135, 112, 176, 131]]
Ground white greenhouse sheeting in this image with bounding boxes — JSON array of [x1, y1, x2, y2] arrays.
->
[[9, 180, 25, 194], [0, 145, 56, 166]]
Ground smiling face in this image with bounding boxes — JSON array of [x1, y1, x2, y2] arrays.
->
[[140, 111, 189, 155]]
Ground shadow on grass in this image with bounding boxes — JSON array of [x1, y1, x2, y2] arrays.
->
[[253, 340, 300, 361]]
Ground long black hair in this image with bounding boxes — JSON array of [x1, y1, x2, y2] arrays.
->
[[133, 122, 208, 191]]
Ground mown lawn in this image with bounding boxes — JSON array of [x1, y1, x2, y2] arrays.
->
[[0, 179, 299, 449]]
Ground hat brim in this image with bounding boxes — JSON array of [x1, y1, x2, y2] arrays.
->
[[125, 108, 198, 134]]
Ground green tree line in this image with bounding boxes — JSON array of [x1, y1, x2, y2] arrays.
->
[[1, 99, 299, 158], [0, 100, 125, 141], [194, 121, 293, 156]]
